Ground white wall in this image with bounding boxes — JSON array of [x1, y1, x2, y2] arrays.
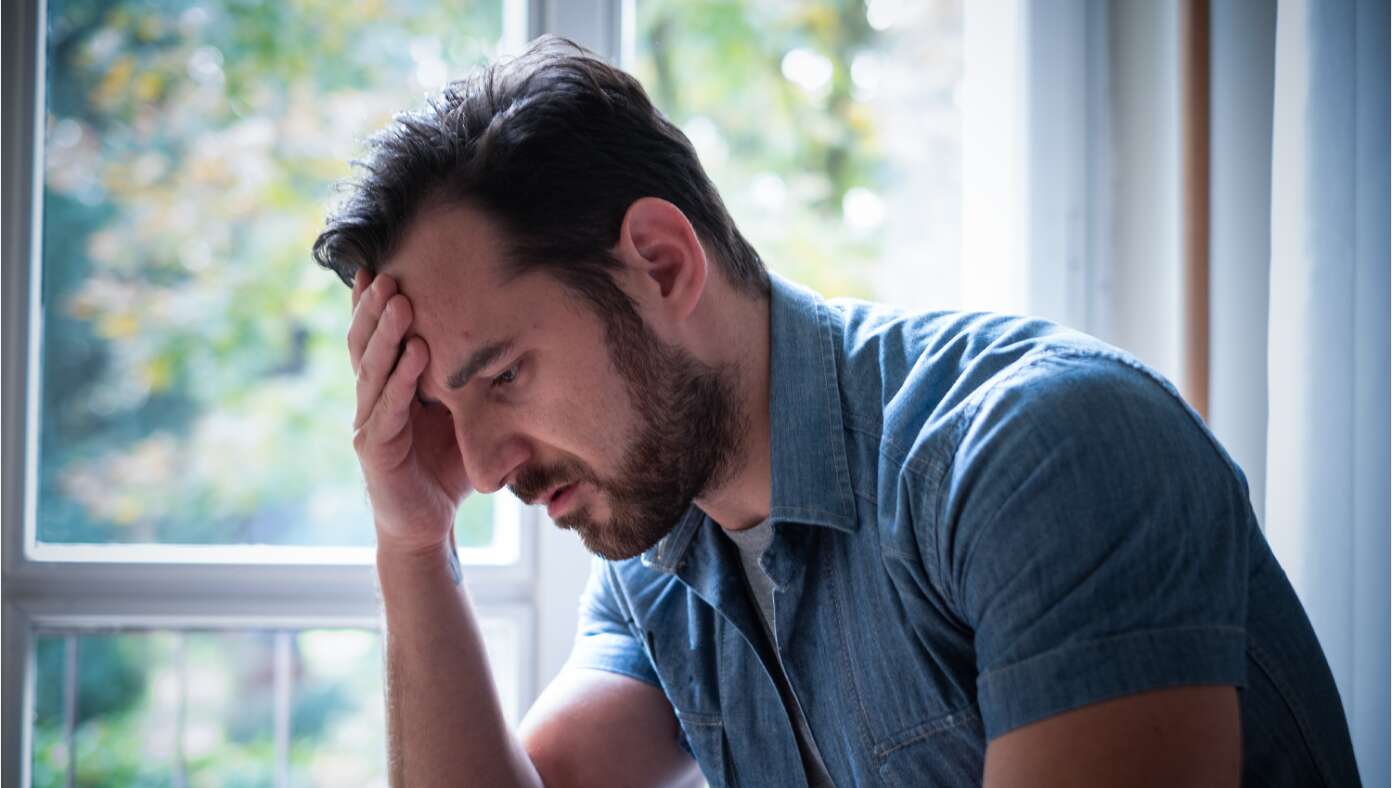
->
[[960, 0, 1030, 316], [960, 0, 1108, 335], [1208, 0, 1276, 524]]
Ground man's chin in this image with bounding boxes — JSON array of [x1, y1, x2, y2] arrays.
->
[[562, 514, 673, 562]]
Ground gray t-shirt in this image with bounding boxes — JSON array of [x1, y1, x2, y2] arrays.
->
[[725, 521, 836, 787]]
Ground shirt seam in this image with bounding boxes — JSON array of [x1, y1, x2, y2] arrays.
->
[[816, 303, 857, 522], [978, 624, 1248, 685], [927, 351, 1054, 606], [1049, 348, 1256, 502], [565, 657, 663, 692], [872, 706, 981, 761], [1247, 637, 1339, 786]]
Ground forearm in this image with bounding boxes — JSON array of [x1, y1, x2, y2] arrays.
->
[[377, 539, 543, 788]]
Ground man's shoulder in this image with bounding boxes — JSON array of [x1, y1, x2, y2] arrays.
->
[[825, 298, 1135, 454], [822, 300, 1236, 522]]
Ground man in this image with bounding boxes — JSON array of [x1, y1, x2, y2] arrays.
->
[[313, 36, 1359, 787]]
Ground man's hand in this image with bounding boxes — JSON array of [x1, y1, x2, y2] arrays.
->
[[348, 268, 471, 555]]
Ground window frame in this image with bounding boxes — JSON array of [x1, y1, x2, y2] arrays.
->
[[1, 1, 613, 784]]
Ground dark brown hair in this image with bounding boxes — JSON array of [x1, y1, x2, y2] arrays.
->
[[311, 35, 768, 310]]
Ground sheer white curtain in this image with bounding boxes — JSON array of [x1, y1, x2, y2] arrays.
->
[[1266, 0, 1389, 784]]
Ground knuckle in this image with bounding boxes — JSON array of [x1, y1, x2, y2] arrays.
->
[[347, 324, 368, 354], [370, 278, 392, 306], [378, 382, 398, 413], [383, 296, 408, 329], [363, 345, 391, 380]]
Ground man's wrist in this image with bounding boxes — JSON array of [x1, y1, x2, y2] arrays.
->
[[376, 536, 462, 586]]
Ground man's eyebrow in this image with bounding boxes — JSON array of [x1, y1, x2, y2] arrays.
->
[[447, 338, 515, 389]]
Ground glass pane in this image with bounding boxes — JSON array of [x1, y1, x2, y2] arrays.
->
[[290, 630, 385, 785], [37, 0, 512, 548], [631, 0, 963, 306], [183, 632, 277, 784], [30, 623, 521, 786]]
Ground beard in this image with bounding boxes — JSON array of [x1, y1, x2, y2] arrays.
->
[[509, 300, 747, 561]]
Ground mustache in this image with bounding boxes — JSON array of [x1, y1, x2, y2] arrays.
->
[[510, 459, 592, 505]]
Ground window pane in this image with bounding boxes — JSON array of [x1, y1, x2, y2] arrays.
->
[[37, 0, 512, 548], [631, 0, 963, 306], [290, 630, 386, 785], [30, 623, 521, 786]]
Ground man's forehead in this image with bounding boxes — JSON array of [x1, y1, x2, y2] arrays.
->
[[385, 201, 509, 279], [384, 208, 510, 320]]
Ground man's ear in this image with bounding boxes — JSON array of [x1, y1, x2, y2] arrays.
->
[[613, 197, 707, 322]]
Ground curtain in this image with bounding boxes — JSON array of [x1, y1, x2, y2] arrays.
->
[[1266, 0, 1389, 784]]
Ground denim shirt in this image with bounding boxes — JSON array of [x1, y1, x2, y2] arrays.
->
[[565, 273, 1360, 787]]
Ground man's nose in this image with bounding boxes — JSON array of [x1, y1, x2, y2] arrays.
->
[[453, 409, 528, 495]]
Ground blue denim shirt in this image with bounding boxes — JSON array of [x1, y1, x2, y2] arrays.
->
[[566, 273, 1359, 786]]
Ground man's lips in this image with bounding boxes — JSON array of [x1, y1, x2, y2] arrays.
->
[[546, 482, 579, 519]]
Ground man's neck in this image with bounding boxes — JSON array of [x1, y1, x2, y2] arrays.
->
[[693, 289, 773, 532]]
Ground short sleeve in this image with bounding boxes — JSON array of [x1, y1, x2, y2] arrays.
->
[[562, 556, 662, 689], [940, 352, 1251, 740]]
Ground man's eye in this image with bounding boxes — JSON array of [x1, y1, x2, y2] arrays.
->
[[492, 363, 520, 387]]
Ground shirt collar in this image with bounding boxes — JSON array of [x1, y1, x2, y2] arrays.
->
[[642, 272, 858, 574]]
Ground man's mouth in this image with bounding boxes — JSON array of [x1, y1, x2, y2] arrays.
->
[[546, 482, 579, 519]]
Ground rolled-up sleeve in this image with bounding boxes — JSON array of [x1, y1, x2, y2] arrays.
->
[[939, 352, 1251, 740], [562, 556, 662, 689]]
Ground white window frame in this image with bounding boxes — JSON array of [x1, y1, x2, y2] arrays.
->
[[0, 1, 616, 784], [960, 0, 1113, 336]]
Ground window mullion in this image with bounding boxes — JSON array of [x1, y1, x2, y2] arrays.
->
[[62, 634, 76, 788], [542, 0, 621, 61], [174, 633, 188, 788], [273, 631, 292, 788]]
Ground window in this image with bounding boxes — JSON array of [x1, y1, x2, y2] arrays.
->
[[5, 1, 539, 784], [35, 0, 515, 552], [629, 0, 964, 310]]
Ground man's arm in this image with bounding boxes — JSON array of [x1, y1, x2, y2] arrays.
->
[[519, 668, 704, 788], [983, 686, 1241, 788], [378, 539, 702, 788], [377, 540, 541, 787], [927, 354, 1253, 785]]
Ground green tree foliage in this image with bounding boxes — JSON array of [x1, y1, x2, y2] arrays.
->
[[41, 0, 501, 546], [635, 0, 889, 298]]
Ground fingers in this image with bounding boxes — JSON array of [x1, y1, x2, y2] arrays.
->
[[354, 293, 415, 429], [346, 270, 428, 456], [365, 335, 429, 443], [351, 268, 370, 311], [347, 273, 397, 376]]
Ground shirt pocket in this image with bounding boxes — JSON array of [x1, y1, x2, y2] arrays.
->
[[873, 705, 986, 786], [639, 616, 726, 716], [675, 709, 740, 788]]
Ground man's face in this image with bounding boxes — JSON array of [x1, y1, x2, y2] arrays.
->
[[389, 204, 744, 560]]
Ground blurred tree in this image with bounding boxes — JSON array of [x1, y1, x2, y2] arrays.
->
[[40, 0, 502, 546], [634, 0, 888, 298]]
